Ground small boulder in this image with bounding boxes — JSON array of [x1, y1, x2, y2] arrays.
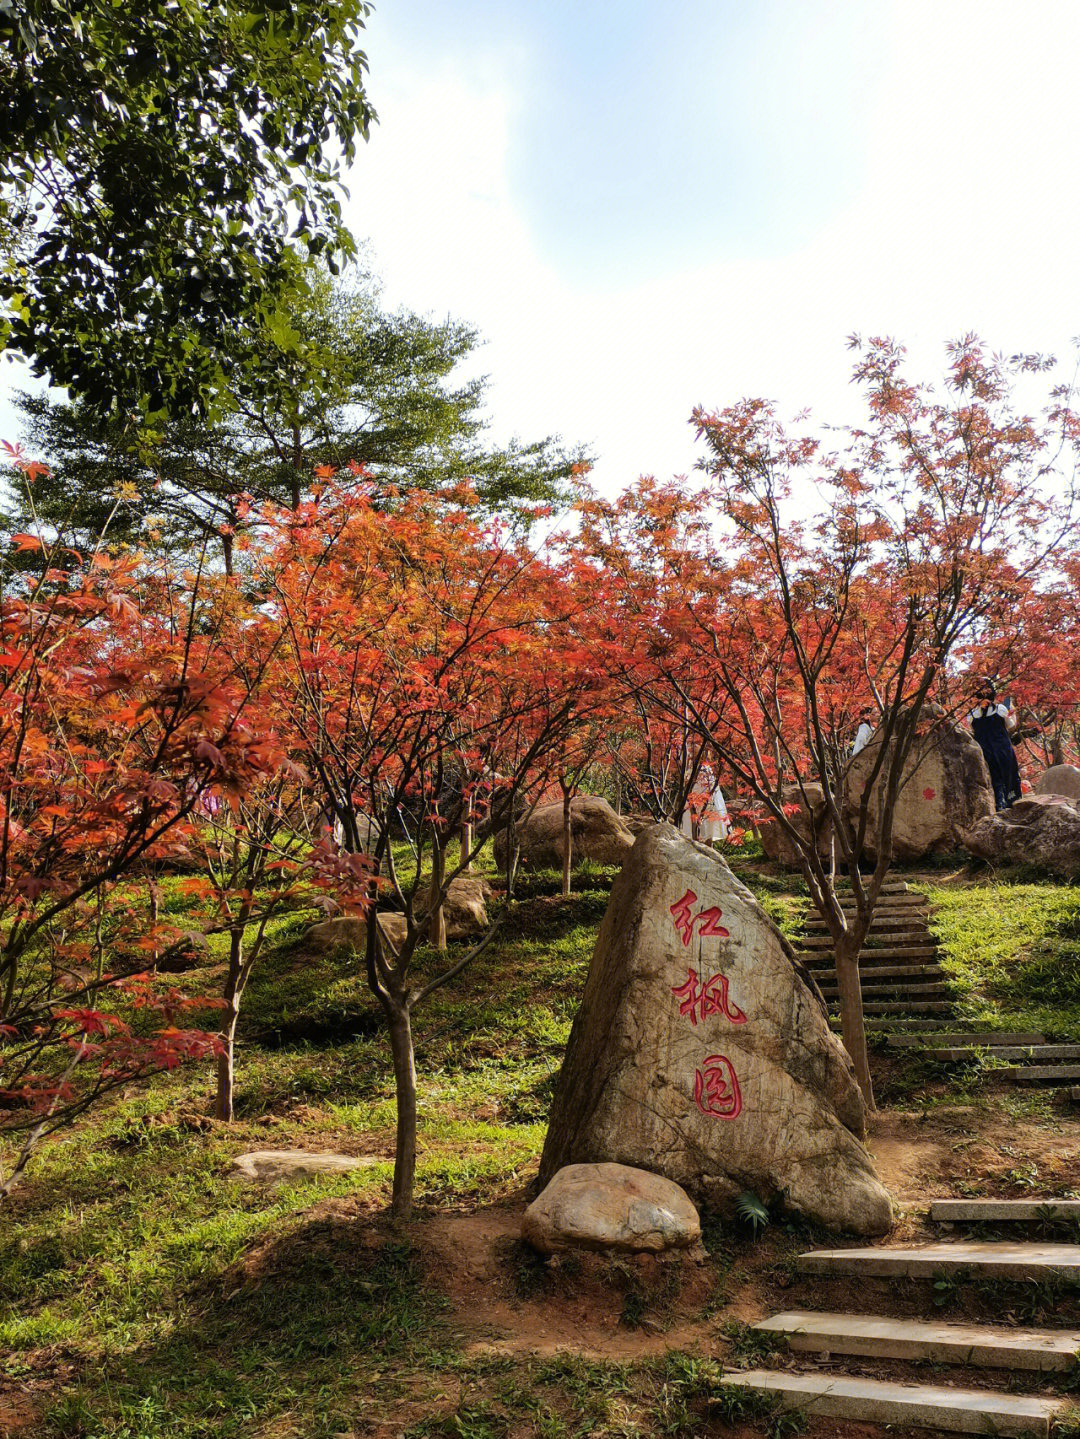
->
[[1034, 765, 1080, 805], [231, 1150, 372, 1184], [760, 784, 833, 868], [523, 1162, 701, 1255], [538, 825, 893, 1236], [961, 793, 1080, 877], [845, 720, 994, 860], [307, 915, 367, 951], [415, 873, 492, 938], [494, 795, 635, 871], [306, 913, 406, 954]]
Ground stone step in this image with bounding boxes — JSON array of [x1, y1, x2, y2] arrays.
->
[[797, 946, 940, 962], [717, 1371, 1064, 1437], [804, 911, 930, 930], [753, 1309, 1080, 1371], [797, 1241, 1080, 1281], [853, 999, 954, 1015], [834, 874, 914, 886], [887, 1030, 1046, 1049], [819, 983, 951, 1003], [832, 1017, 948, 1033], [813, 964, 945, 984], [1007, 1064, 1080, 1083], [929, 1044, 1080, 1063], [798, 931, 931, 949], [931, 1199, 1080, 1224]]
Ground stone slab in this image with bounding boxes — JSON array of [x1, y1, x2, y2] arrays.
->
[[754, 1309, 1080, 1370], [929, 1045, 1080, 1063], [230, 1150, 375, 1184], [858, 1000, 953, 1014], [1007, 1064, 1080, 1082], [799, 947, 940, 961], [821, 915, 933, 927], [887, 1031, 1046, 1048], [798, 1241, 1080, 1281], [718, 1370, 1064, 1436], [812, 964, 945, 981], [931, 1200, 1080, 1223], [799, 932, 930, 948]]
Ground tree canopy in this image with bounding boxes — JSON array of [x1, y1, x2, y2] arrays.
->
[[9, 265, 587, 565], [0, 0, 375, 419]]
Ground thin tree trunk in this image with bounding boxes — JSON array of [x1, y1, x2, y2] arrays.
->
[[459, 809, 473, 873], [560, 781, 572, 898], [215, 1003, 240, 1122], [429, 836, 447, 950], [216, 932, 244, 1122], [388, 1001, 417, 1219], [835, 931, 874, 1111]]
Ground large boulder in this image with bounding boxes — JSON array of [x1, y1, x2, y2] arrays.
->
[[961, 793, 1080, 877], [845, 721, 994, 861], [1034, 765, 1080, 804], [522, 1162, 701, 1255], [538, 825, 893, 1236], [493, 795, 635, 871]]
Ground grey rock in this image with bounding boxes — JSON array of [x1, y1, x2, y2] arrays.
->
[[1033, 764, 1080, 804], [845, 720, 994, 860], [523, 1161, 701, 1254], [493, 795, 635, 871], [538, 825, 893, 1237], [231, 1150, 373, 1183], [961, 793, 1080, 877]]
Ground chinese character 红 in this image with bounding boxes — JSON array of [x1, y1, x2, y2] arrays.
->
[[668, 888, 731, 946]]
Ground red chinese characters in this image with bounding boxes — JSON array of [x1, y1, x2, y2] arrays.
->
[[668, 888, 731, 946], [671, 967, 747, 1026], [693, 1054, 742, 1119]]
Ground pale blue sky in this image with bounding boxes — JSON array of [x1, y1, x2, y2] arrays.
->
[[5, 2, 1080, 494]]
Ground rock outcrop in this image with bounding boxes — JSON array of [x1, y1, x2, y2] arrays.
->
[[494, 795, 635, 871], [1034, 765, 1080, 805], [538, 825, 893, 1236], [845, 721, 994, 861], [522, 1162, 701, 1255], [961, 793, 1080, 877]]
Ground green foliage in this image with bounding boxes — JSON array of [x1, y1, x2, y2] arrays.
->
[[734, 1189, 771, 1236], [0, 0, 375, 419], [928, 879, 1080, 1039], [10, 263, 586, 558]]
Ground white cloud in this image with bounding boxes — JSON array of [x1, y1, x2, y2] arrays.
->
[[346, 0, 1080, 497]]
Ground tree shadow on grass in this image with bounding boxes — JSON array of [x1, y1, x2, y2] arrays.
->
[[46, 1213, 449, 1438]]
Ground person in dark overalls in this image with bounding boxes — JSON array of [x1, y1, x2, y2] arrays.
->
[[969, 681, 1022, 810]]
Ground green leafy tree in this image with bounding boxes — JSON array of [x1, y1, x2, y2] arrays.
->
[[0, 0, 375, 419], [10, 266, 585, 565]]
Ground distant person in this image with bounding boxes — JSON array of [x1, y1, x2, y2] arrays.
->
[[970, 681, 1021, 810], [852, 707, 875, 757]]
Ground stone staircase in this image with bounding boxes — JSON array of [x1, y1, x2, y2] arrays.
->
[[722, 1200, 1080, 1435], [796, 880, 1080, 1094]]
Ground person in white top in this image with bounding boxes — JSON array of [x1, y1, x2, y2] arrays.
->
[[680, 774, 730, 842], [852, 706, 875, 757]]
